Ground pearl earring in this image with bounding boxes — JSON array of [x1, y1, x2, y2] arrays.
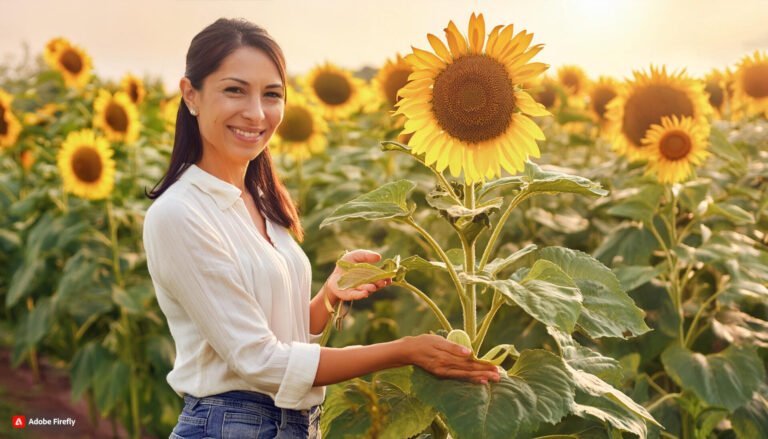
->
[[189, 107, 198, 116]]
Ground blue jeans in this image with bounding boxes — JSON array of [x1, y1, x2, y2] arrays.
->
[[169, 390, 321, 439]]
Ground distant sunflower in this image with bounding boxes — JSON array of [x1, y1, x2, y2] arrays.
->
[[558, 65, 590, 106], [396, 13, 550, 183], [527, 75, 562, 111], [120, 73, 146, 105], [160, 95, 180, 133], [272, 88, 328, 160], [373, 54, 413, 109], [732, 50, 768, 117], [642, 115, 709, 184], [23, 103, 60, 126], [44, 38, 92, 89], [605, 66, 711, 161], [57, 129, 116, 200], [300, 63, 364, 120], [588, 76, 619, 126], [93, 90, 141, 143], [0, 89, 22, 149]]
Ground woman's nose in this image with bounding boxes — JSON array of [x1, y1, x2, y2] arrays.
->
[[242, 97, 265, 121]]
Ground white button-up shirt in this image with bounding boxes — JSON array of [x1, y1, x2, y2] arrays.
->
[[142, 163, 323, 409]]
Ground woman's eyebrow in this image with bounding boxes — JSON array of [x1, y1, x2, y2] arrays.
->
[[220, 77, 249, 85]]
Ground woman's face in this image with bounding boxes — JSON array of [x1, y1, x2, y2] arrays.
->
[[182, 46, 284, 167]]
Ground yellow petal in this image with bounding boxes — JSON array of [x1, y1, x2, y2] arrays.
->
[[444, 21, 467, 57], [468, 13, 486, 54], [515, 90, 551, 117], [412, 47, 446, 69], [513, 113, 546, 140], [427, 34, 453, 62]]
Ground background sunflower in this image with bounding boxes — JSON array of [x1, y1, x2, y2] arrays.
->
[[57, 129, 116, 200], [43, 37, 92, 89], [642, 115, 709, 184], [300, 62, 364, 120], [93, 89, 141, 144], [121, 73, 146, 105], [0, 88, 22, 149], [372, 54, 413, 110], [732, 50, 768, 118], [396, 13, 551, 183], [271, 88, 328, 161]]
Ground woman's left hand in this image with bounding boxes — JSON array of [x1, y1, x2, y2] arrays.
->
[[324, 250, 392, 301]]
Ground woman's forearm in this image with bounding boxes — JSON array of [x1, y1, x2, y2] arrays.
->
[[314, 338, 410, 386], [309, 282, 339, 335]]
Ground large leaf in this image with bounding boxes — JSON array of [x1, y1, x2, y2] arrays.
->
[[484, 244, 538, 275], [661, 344, 765, 411], [732, 385, 768, 439], [538, 247, 651, 338], [571, 392, 650, 439], [92, 358, 131, 416], [547, 327, 622, 386], [706, 202, 755, 225], [336, 258, 399, 289], [320, 180, 416, 228], [480, 161, 607, 200], [466, 260, 583, 333], [594, 223, 658, 267], [12, 297, 55, 366], [322, 367, 435, 439], [412, 349, 574, 439], [606, 185, 664, 223], [711, 309, 768, 348], [70, 341, 112, 399]]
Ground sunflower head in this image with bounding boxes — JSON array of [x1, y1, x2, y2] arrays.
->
[[373, 54, 414, 109], [557, 65, 590, 107], [588, 76, 619, 125], [120, 73, 146, 105], [396, 13, 551, 183], [300, 63, 364, 120], [642, 115, 709, 184], [57, 129, 116, 200], [525, 75, 562, 111], [93, 90, 141, 143], [160, 95, 181, 133], [0, 88, 22, 149], [702, 69, 729, 118], [23, 103, 60, 126], [43, 38, 92, 89], [605, 65, 711, 161], [733, 50, 768, 117], [272, 87, 328, 160]]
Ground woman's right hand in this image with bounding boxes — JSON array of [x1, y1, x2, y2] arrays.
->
[[403, 334, 501, 384]]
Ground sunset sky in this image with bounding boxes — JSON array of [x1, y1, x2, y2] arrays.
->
[[2, 0, 767, 91]]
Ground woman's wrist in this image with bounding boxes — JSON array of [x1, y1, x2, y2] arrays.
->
[[322, 281, 341, 309]]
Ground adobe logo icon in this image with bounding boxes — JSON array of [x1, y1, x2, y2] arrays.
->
[[12, 415, 26, 429]]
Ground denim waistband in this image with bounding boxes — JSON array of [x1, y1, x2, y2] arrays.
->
[[183, 391, 320, 426]]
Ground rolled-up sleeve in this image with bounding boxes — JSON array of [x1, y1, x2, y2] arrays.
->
[[143, 198, 320, 408]]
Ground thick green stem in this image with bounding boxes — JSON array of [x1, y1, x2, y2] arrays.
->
[[478, 191, 528, 271], [402, 217, 465, 301], [463, 182, 477, 338], [106, 198, 123, 287], [393, 281, 452, 331], [646, 393, 681, 413], [648, 218, 683, 344], [684, 287, 726, 348]]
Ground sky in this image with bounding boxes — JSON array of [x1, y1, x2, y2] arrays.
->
[[2, 0, 767, 91]]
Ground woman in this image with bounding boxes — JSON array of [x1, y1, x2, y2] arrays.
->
[[143, 18, 499, 439]]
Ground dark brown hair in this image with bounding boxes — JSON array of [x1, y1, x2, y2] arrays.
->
[[146, 18, 303, 241]]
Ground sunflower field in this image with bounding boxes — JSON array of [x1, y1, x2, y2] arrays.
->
[[1, 12, 767, 439]]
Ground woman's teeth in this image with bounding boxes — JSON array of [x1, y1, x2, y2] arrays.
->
[[232, 127, 261, 139]]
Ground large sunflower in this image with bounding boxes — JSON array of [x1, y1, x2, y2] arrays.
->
[[642, 115, 709, 184], [372, 54, 414, 109], [300, 63, 364, 120], [93, 90, 141, 143], [271, 88, 328, 160], [43, 38, 92, 89], [120, 73, 146, 105], [396, 13, 550, 183], [732, 50, 768, 117], [605, 65, 711, 162], [57, 129, 116, 200], [0, 89, 22, 149]]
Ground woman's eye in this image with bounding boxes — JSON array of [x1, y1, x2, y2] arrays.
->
[[266, 91, 284, 99], [225, 87, 244, 94]]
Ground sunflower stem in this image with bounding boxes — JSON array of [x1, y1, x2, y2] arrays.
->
[[106, 198, 123, 287], [478, 191, 528, 271], [463, 182, 477, 339], [473, 292, 504, 351], [296, 157, 305, 211]]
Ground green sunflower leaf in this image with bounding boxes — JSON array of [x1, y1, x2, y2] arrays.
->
[[320, 180, 416, 228]]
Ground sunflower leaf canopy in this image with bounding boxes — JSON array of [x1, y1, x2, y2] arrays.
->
[[336, 258, 400, 290], [320, 180, 416, 228], [396, 13, 551, 183], [479, 161, 607, 200]]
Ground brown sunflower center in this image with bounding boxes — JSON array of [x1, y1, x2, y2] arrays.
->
[[705, 81, 724, 109], [129, 83, 140, 103], [277, 106, 314, 142], [659, 130, 692, 161], [383, 68, 412, 107], [591, 86, 617, 119], [71, 146, 103, 183], [0, 106, 7, 135], [536, 84, 557, 109], [313, 71, 352, 106], [432, 55, 515, 143], [106, 101, 129, 133], [562, 72, 582, 94], [743, 64, 768, 98], [60, 49, 83, 74], [622, 85, 695, 147]]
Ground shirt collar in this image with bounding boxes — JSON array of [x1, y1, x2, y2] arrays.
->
[[180, 164, 242, 210]]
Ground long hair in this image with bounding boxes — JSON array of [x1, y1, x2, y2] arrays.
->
[[146, 18, 303, 241]]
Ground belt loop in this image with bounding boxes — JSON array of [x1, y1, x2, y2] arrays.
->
[[279, 408, 288, 430], [187, 395, 201, 410]]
